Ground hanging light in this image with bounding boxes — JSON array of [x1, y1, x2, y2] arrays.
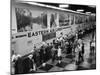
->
[[77, 9, 84, 12]]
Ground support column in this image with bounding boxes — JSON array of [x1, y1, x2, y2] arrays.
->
[[74, 15, 76, 25], [69, 14, 72, 25], [56, 13, 59, 28]]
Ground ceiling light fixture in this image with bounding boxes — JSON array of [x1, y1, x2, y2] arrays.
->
[[77, 9, 84, 12]]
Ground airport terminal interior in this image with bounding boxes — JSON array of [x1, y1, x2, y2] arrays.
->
[[11, 0, 96, 74]]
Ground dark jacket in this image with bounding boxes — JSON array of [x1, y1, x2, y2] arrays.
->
[[14, 57, 23, 74], [22, 57, 33, 73]]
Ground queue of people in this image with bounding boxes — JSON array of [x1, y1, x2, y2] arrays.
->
[[11, 28, 96, 74]]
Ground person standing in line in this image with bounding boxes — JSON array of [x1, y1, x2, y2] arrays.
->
[[73, 37, 78, 56], [32, 46, 38, 71], [13, 55, 23, 74], [11, 53, 22, 74], [78, 43, 82, 63], [53, 39, 58, 49], [64, 40, 69, 54], [78, 38, 82, 45], [42, 43, 47, 67], [45, 43, 51, 61], [51, 45, 57, 63], [57, 46, 62, 64], [75, 45, 79, 65], [58, 32, 65, 48], [70, 41, 73, 54], [22, 55, 34, 74], [81, 42, 84, 61], [72, 41, 75, 57], [90, 40, 95, 55], [39, 46, 44, 65], [75, 33, 78, 40]]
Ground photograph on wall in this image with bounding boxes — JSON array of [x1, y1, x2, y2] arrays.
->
[[15, 8, 33, 32], [50, 13, 57, 28], [11, 0, 96, 74], [59, 13, 70, 26], [15, 8, 47, 32]]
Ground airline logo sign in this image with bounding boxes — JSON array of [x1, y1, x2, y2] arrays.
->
[[28, 29, 56, 37], [12, 26, 71, 39]]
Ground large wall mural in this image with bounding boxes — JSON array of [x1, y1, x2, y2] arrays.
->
[[15, 8, 47, 32]]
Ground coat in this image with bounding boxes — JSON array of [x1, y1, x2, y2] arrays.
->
[[22, 57, 33, 73]]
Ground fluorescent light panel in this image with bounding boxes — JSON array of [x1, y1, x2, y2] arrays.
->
[[86, 12, 91, 14], [77, 9, 84, 12]]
